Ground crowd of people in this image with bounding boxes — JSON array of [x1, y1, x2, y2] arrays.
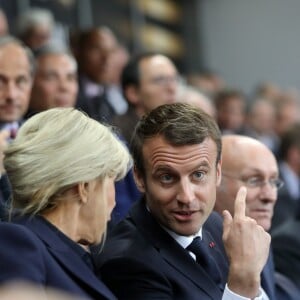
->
[[0, 5, 299, 300]]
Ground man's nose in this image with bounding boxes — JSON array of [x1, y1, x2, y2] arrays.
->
[[4, 81, 19, 100], [176, 179, 194, 204], [259, 182, 277, 202]]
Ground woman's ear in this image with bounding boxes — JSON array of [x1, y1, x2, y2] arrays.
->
[[77, 182, 90, 204], [133, 166, 145, 193]]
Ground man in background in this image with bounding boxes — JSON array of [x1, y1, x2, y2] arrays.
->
[[0, 35, 33, 218], [75, 27, 126, 123], [112, 52, 180, 144], [215, 134, 283, 299], [27, 43, 78, 116]]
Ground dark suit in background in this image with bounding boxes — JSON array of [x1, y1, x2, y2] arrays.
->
[[272, 216, 300, 292], [271, 164, 300, 232], [76, 76, 115, 124]]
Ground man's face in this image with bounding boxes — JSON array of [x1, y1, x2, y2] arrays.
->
[[80, 30, 117, 84], [0, 43, 32, 122], [217, 97, 245, 131], [135, 55, 179, 113], [134, 135, 221, 236], [30, 53, 78, 111], [217, 139, 278, 231]]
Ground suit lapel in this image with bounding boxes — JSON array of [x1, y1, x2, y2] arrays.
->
[[130, 201, 224, 299], [202, 229, 228, 287], [18, 216, 116, 300], [261, 250, 276, 300]]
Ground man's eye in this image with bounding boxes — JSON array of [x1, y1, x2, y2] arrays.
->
[[160, 174, 173, 183], [193, 171, 205, 180], [17, 76, 30, 88], [246, 177, 262, 186]]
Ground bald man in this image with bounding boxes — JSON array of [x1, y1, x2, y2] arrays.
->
[[215, 135, 283, 300]]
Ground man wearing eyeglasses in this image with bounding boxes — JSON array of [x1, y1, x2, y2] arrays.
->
[[112, 52, 180, 145], [215, 134, 283, 300]]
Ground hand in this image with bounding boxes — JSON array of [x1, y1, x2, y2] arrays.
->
[[0, 130, 10, 174], [222, 186, 271, 298]]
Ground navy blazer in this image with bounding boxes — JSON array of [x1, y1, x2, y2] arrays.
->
[[0, 215, 116, 300], [95, 199, 229, 300]]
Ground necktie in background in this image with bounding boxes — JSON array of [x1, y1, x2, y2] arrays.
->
[[187, 236, 222, 285]]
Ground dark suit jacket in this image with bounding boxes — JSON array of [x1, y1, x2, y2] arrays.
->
[[95, 199, 229, 300], [272, 218, 300, 287], [111, 106, 140, 145], [271, 166, 300, 232], [76, 76, 115, 124], [0, 215, 116, 300]]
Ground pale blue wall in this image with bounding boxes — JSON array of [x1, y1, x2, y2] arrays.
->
[[198, 0, 300, 94]]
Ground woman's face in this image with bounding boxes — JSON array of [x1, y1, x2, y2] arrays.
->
[[84, 176, 116, 244]]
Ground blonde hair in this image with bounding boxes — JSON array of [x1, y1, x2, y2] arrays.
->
[[4, 108, 131, 215]]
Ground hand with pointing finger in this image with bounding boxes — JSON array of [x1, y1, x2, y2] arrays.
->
[[222, 186, 271, 298]]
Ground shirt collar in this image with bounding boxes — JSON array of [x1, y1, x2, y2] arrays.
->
[[82, 76, 104, 98], [280, 161, 300, 199], [163, 226, 203, 249]]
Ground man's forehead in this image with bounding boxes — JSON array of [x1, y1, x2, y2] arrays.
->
[[0, 42, 25, 54], [142, 136, 218, 166], [139, 55, 177, 73], [38, 54, 76, 69], [0, 44, 30, 68]]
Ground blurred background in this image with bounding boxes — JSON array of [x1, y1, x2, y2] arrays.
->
[[1, 0, 300, 97]]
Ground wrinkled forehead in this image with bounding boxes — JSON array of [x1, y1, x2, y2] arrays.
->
[[142, 135, 219, 171]]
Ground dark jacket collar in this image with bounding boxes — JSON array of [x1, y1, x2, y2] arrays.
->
[[129, 199, 227, 299], [14, 214, 116, 300]]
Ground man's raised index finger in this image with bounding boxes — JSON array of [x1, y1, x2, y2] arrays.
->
[[234, 186, 247, 218]]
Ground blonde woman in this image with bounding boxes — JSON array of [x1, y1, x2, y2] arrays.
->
[[0, 108, 131, 299]]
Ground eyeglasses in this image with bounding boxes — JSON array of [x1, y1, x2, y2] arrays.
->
[[222, 173, 284, 190]]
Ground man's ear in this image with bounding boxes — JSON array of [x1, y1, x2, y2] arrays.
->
[[77, 182, 89, 204], [133, 166, 145, 193], [125, 85, 139, 105]]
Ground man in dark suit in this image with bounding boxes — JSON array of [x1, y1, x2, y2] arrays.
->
[[75, 27, 125, 124], [95, 103, 271, 300], [215, 134, 283, 299], [0, 35, 34, 218], [112, 52, 180, 145]]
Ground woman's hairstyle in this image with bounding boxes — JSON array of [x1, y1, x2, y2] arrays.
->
[[4, 108, 131, 215]]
